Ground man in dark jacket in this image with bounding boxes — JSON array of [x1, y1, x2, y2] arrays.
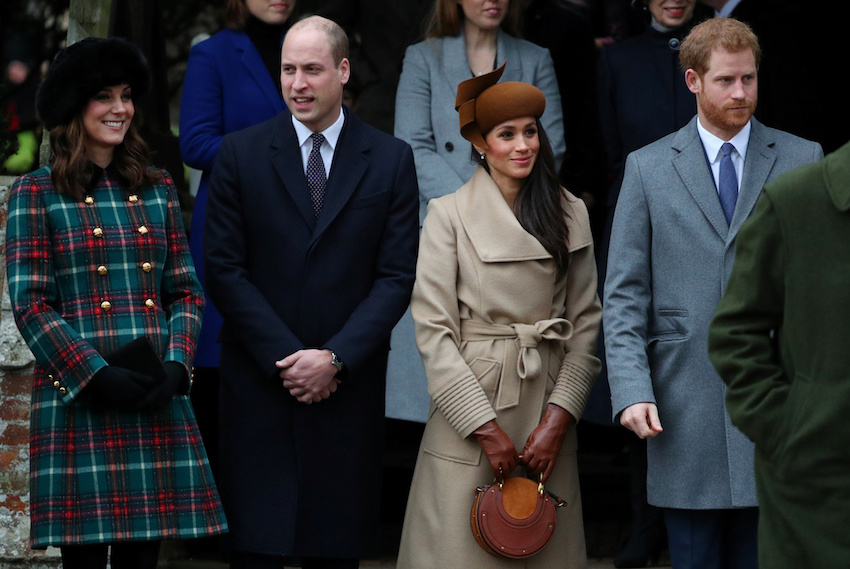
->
[[204, 15, 419, 569], [709, 141, 850, 568]]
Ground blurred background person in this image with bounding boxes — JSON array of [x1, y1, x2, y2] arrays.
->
[[1, 31, 41, 175], [5, 36, 226, 569]]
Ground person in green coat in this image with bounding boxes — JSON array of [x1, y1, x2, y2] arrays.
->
[[708, 140, 850, 568]]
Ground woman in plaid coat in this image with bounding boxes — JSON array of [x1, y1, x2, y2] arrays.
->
[[5, 38, 227, 568]]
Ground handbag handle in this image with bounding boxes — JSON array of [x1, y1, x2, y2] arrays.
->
[[479, 472, 567, 508]]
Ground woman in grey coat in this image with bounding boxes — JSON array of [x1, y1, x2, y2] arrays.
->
[[388, 0, 565, 423]]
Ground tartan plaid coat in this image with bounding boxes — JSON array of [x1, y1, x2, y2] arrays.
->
[[5, 165, 227, 548]]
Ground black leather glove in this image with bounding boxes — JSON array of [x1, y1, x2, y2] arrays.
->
[[83, 366, 158, 412], [141, 361, 186, 410]]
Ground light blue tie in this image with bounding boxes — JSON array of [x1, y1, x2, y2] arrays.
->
[[719, 142, 738, 225]]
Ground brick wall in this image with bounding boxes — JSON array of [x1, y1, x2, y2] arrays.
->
[[0, 176, 61, 566]]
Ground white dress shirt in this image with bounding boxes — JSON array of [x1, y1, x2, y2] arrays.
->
[[697, 118, 751, 197]]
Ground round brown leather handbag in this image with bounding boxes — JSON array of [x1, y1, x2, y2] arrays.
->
[[470, 475, 567, 559]]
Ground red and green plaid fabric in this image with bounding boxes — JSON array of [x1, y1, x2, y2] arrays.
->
[[6, 166, 227, 547]]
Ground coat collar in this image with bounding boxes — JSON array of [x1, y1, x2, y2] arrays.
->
[[228, 29, 286, 115], [825, 140, 850, 212], [269, 107, 370, 239], [672, 116, 776, 245], [455, 166, 552, 262]]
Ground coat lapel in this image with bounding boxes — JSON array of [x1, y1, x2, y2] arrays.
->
[[312, 108, 369, 243], [270, 115, 317, 231], [727, 118, 776, 242], [497, 31, 521, 82], [672, 118, 730, 239], [456, 167, 552, 262], [441, 32, 474, 98], [230, 31, 285, 114]]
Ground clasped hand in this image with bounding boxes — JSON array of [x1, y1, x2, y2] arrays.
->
[[276, 349, 340, 404], [474, 404, 573, 483]]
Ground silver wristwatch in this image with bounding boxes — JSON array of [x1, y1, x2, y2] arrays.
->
[[330, 351, 345, 375]]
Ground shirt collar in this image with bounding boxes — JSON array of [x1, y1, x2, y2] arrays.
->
[[697, 117, 752, 164], [716, 0, 743, 18], [292, 109, 345, 151]]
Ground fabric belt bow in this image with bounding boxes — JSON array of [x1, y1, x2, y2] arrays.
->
[[460, 318, 574, 410]]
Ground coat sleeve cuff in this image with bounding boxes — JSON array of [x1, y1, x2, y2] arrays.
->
[[548, 353, 600, 423], [431, 372, 497, 439]]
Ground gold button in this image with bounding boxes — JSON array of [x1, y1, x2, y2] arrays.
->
[[59, 387, 67, 395], [97, 265, 107, 275], [138, 226, 148, 235], [145, 299, 155, 309], [84, 196, 94, 204], [142, 262, 152, 272], [101, 301, 112, 311], [93, 227, 103, 237], [53, 380, 61, 389], [129, 194, 138, 203], [48, 374, 54, 380]]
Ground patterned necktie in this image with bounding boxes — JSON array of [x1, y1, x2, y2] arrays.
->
[[306, 133, 327, 217], [718, 142, 738, 226]]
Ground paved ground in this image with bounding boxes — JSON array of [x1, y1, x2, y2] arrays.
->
[[166, 558, 672, 568]]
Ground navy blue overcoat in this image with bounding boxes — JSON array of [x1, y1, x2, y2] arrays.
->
[[204, 107, 419, 557]]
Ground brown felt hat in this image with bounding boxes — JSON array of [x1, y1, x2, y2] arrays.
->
[[455, 62, 546, 150]]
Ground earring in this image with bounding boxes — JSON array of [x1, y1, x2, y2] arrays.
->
[[479, 153, 486, 160]]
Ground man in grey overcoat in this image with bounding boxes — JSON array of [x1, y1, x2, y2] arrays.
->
[[603, 17, 822, 569]]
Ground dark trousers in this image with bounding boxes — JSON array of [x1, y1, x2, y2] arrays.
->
[[664, 508, 758, 569], [229, 552, 359, 569], [60, 541, 161, 569]]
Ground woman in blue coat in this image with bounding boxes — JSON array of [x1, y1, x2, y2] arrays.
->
[[179, 0, 296, 371], [7, 37, 226, 569]]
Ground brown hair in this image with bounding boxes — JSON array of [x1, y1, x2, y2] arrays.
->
[[425, 0, 522, 39], [679, 17, 761, 76], [48, 114, 158, 200], [225, 0, 250, 30]]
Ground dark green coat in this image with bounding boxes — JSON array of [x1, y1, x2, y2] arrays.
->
[[709, 140, 850, 568]]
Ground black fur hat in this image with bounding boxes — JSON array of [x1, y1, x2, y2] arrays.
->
[[36, 37, 150, 130]]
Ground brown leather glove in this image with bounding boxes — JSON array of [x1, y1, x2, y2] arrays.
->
[[521, 404, 573, 482], [474, 420, 520, 482]]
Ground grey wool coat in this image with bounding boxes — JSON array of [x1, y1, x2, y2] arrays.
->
[[394, 29, 565, 225], [709, 140, 850, 568], [397, 167, 601, 568], [604, 117, 823, 509]]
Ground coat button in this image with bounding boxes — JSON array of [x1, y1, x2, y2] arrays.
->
[[142, 262, 152, 272], [445, 141, 454, 152], [53, 380, 61, 389], [129, 194, 139, 203], [84, 196, 94, 204], [138, 226, 148, 235], [101, 301, 112, 311], [59, 387, 67, 395], [93, 227, 103, 237], [145, 299, 155, 309], [97, 265, 107, 275]]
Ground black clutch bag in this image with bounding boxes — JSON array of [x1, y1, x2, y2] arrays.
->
[[104, 336, 167, 381]]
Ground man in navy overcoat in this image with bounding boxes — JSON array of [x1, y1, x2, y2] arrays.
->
[[204, 16, 419, 569]]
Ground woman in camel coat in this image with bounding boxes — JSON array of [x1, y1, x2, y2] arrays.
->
[[397, 65, 601, 568]]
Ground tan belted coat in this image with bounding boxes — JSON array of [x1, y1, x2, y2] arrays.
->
[[397, 167, 602, 568]]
